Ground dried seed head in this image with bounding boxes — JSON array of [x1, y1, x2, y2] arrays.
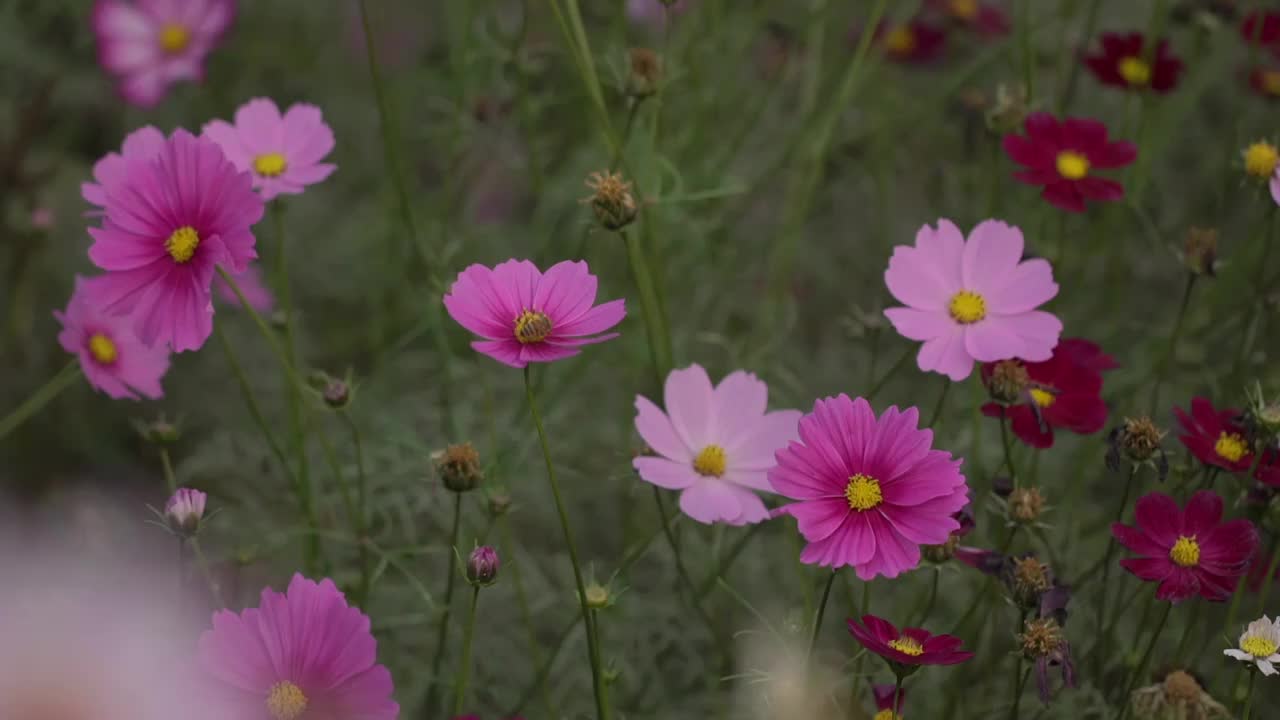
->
[[627, 48, 663, 97], [922, 535, 960, 564], [1120, 416, 1167, 463], [433, 442, 483, 493], [1163, 670, 1202, 704], [1006, 555, 1052, 608], [987, 360, 1030, 403], [986, 83, 1029, 134], [1018, 617, 1064, 659], [1008, 487, 1045, 524], [584, 171, 638, 231], [1183, 227, 1218, 277]]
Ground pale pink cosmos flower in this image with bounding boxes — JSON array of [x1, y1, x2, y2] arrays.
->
[[199, 574, 399, 720], [770, 394, 969, 580], [86, 129, 264, 352], [203, 98, 337, 201], [884, 219, 1062, 381], [55, 277, 169, 401], [443, 259, 626, 368], [92, 0, 235, 107], [633, 364, 802, 525]]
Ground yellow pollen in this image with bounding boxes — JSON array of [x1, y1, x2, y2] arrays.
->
[[873, 711, 901, 720], [164, 226, 200, 263], [1055, 151, 1090, 180], [1214, 432, 1249, 463], [885, 27, 916, 55], [158, 23, 190, 54], [513, 310, 552, 344], [1263, 70, 1280, 96], [693, 445, 728, 477], [1169, 536, 1200, 567], [949, 0, 978, 19], [948, 290, 986, 324], [1244, 142, 1280, 179], [1030, 388, 1055, 408], [844, 473, 883, 511], [87, 333, 118, 365], [254, 152, 288, 178], [1118, 56, 1152, 86], [1240, 635, 1279, 658], [265, 681, 308, 720], [888, 637, 924, 656]]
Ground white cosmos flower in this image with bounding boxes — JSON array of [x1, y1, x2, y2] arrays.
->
[[1224, 615, 1280, 676]]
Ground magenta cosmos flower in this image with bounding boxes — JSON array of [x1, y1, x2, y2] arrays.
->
[[199, 574, 398, 720], [92, 0, 234, 107], [884, 219, 1063, 382], [86, 129, 264, 352], [769, 395, 969, 579], [1004, 113, 1137, 212], [848, 615, 974, 669], [1112, 491, 1259, 602], [55, 277, 169, 401], [443, 259, 625, 368], [203, 98, 337, 201], [633, 364, 801, 525]]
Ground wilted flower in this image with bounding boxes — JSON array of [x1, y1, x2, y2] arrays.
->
[[986, 83, 1029, 134], [1019, 616, 1075, 703], [627, 48, 663, 97], [434, 443, 483, 493], [1106, 416, 1170, 480], [467, 546, 500, 587], [1182, 227, 1219, 276], [1130, 668, 1231, 720], [584, 170, 639, 230], [1002, 553, 1053, 610], [164, 487, 207, 536], [1007, 487, 1046, 524]]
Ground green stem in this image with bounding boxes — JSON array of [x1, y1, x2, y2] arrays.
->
[[343, 412, 372, 607], [866, 345, 913, 401], [423, 492, 463, 718], [523, 367, 610, 720], [451, 587, 482, 716], [1242, 670, 1256, 720], [190, 538, 225, 607], [212, 324, 293, 483], [926, 378, 951, 428], [1000, 416, 1019, 484], [620, 230, 673, 385], [159, 447, 178, 494], [1017, 0, 1035, 102], [502, 516, 559, 720], [1148, 274, 1197, 414], [507, 615, 579, 718], [0, 358, 79, 442], [893, 675, 904, 720], [807, 569, 839, 664], [912, 569, 940, 626], [1095, 464, 1138, 666], [1118, 600, 1172, 720], [1255, 541, 1280, 614], [652, 488, 723, 652], [215, 267, 304, 389], [1008, 658, 1029, 720], [1057, 0, 1102, 114]]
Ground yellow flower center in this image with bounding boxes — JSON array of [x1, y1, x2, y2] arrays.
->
[[873, 711, 901, 720], [254, 152, 288, 178], [844, 473, 883, 511], [164, 226, 200, 263], [513, 310, 552, 344], [885, 27, 916, 55], [1263, 70, 1280, 96], [1030, 388, 1055, 408], [693, 444, 727, 477], [1169, 536, 1200, 567], [888, 636, 924, 656], [1214, 432, 1249, 463], [949, 0, 978, 19], [87, 333, 118, 365], [1055, 151, 1090, 180], [1241, 634, 1279, 658], [1118, 56, 1152, 86], [1244, 141, 1280, 179], [265, 681, 308, 720], [158, 23, 190, 54], [948, 290, 986, 324]]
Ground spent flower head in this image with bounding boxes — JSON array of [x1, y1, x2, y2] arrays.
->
[[627, 48, 663, 97], [1130, 668, 1230, 720], [1182, 227, 1219, 277], [434, 443, 483, 493], [584, 170, 639, 230]]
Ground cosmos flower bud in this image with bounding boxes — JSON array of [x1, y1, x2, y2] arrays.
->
[[165, 487, 207, 537], [466, 546, 499, 587], [986, 359, 1030, 403], [137, 416, 181, 445], [921, 536, 960, 564], [1007, 487, 1045, 524], [992, 475, 1014, 497], [627, 48, 663, 98], [584, 582, 612, 610], [323, 378, 351, 409], [434, 443, 483, 493], [584, 170, 638, 231], [1182, 227, 1218, 277]]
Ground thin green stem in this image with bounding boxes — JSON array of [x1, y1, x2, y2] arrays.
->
[[423, 492, 463, 718], [620, 230, 673, 386], [215, 267, 304, 389], [1095, 464, 1138, 665], [926, 378, 951, 427], [1242, 670, 1256, 720], [912, 569, 940, 626], [502, 517, 558, 720], [1057, 0, 1102, 113], [1017, 0, 1034, 102], [213, 324, 293, 481], [893, 676, 904, 720], [866, 345, 912, 401], [1255, 541, 1280, 614], [1000, 416, 1019, 484], [451, 587, 482, 716], [159, 447, 177, 494], [1008, 658, 1029, 720], [1148, 274, 1197, 414], [343, 412, 372, 607], [1118, 600, 1172, 720], [807, 569, 839, 664], [0, 358, 79, 442], [652, 488, 723, 652], [190, 538, 225, 607]]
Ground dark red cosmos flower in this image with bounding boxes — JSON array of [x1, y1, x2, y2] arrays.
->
[[847, 615, 974, 672], [871, 683, 906, 718], [1174, 396, 1253, 474], [980, 338, 1117, 449], [1082, 32, 1184, 93], [873, 20, 947, 63], [1241, 11, 1280, 50], [927, 0, 1010, 37], [1248, 66, 1280, 99], [1111, 490, 1258, 602], [1003, 113, 1137, 213]]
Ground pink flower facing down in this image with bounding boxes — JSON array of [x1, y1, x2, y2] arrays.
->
[[1112, 491, 1259, 603], [884, 219, 1063, 381], [848, 615, 975, 671], [86, 129, 264, 352], [770, 395, 969, 580], [92, 0, 234, 107], [443, 259, 625, 368], [55, 277, 169, 400], [633, 364, 801, 525], [203, 98, 337, 201], [199, 574, 398, 720]]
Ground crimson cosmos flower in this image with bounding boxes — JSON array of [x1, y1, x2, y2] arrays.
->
[[1004, 113, 1137, 213], [1174, 397, 1253, 474], [871, 683, 906, 718], [847, 615, 974, 674], [1082, 32, 1184, 93], [1112, 490, 1258, 602], [980, 338, 1117, 449], [873, 20, 947, 63], [1241, 11, 1280, 50], [928, 0, 1009, 37]]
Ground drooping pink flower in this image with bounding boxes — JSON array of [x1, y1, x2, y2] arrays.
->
[[883, 219, 1063, 381], [203, 98, 337, 201], [214, 262, 275, 314], [770, 395, 969, 579], [443, 259, 626, 368], [199, 574, 398, 720], [55, 277, 169, 401], [633, 364, 801, 525], [92, 0, 235, 107], [86, 129, 264, 352]]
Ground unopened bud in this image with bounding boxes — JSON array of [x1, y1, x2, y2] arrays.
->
[[434, 443, 483, 493], [323, 379, 351, 409], [584, 582, 612, 609], [627, 48, 663, 98], [1183, 227, 1218, 277], [584, 171, 638, 231], [165, 487, 207, 537], [1008, 487, 1045, 524], [137, 417, 181, 445], [922, 536, 960, 564], [466, 546, 500, 586]]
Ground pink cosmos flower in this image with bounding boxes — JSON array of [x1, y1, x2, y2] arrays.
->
[[203, 98, 337, 201], [443, 259, 626, 368], [55, 277, 169, 401], [92, 0, 234, 107], [884, 219, 1063, 381], [82, 125, 166, 212], [214, 262, 275, 313], [199, 574, 398, 720], [633, 364, 801, 525], [769, 394, 969, 579], [86, 129, 264, 352]]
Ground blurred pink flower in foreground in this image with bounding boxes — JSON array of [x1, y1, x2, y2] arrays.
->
[[770, 394, 969, 579], [92, 0, 235, 107], [884, 219, 1062, 381], [203, 98, 337, 201], [443, 259, 626, 368], [199, 574, 398, 720], [633, 364, 801, 525], [56, 277, 169, 400]]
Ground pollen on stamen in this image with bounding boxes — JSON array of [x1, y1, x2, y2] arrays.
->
[[266, 681, 308, 720], [1241, 635, 1279, 658], [158, 23, 190, 54], [254, 152, 288, 178], [693, 445, 727, 477], [165, 226, 201, 264], [1118, 56, 1151, 86], [1055, 151, 1090, 180], [1214, 431, 1248, 463], [1029, 388, 1055, 408], [1169, 536, 1200, 567], [948, 290, 986, 324], [844, 473, 883, 511], [88, 333, 118, 365], [888, 637, 924, 656], [513, 310, 552, 344]]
